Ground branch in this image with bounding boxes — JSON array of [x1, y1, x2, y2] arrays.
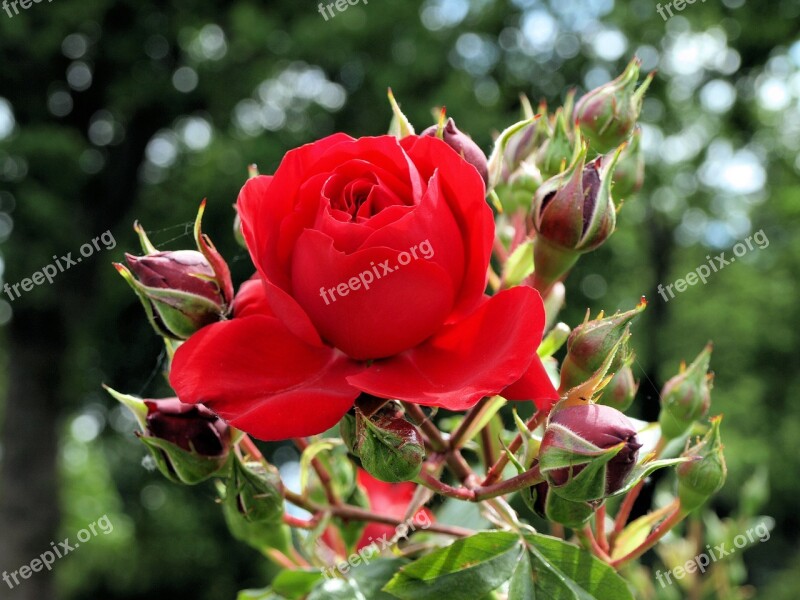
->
[[294, 437, 340, 506], [482, 409, 548, 485], [610, 500, 687, 568], [283, 489, 473, 538]]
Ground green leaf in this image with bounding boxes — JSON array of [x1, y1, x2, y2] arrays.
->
[[503, 241, 534, 287], [522, 533, 634, 600], [508, 550, 535, 600], [383, 531, 522, 600], [350, 558, 408, 599], [609, 456, 693, 499], [271, 570, 324, 599]]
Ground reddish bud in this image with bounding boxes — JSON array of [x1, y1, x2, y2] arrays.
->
[[540, 404, 641, 501], [422, 118, 489, 184]]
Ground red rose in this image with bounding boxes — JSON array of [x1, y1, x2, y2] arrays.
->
[[170, 134, 558, 440]]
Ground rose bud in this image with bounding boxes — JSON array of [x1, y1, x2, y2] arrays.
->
[[227, 454, 284, 523], [559, 301, 646, 393], [574, 57, 653, 154], [104, 386, 230, 485], [497, 98, 548, 182], [116, 250, 229, 340], [597, 364, 639, 412], [422, 117, 489, 184], [659, 344, 714, 440], [522, 481, 596, 528], [530, 142, 622, 293], [677, 416, 727, 511], [539, 404, 642, 502], [353, 405, 425, 483], [609, 126, 644, 199], [535, 108, 575, 180]]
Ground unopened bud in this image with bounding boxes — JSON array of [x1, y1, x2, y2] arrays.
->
[[531, 142, 622, 292], [422, 117, 489, 184], [540, 404, 641, 501], [352, 405, 425, 483], [105, 386, 230, 485], [117, 250, 227, 339], [228, 454, 284, 523], [559, 301, 646, 393], [535, 109, 574, 180], [610, 126, 645, 198], [659, 344, 713, 439], [677, 416, 726, 511], [597, 364, 638, 412], [575, 57, 653, 154]]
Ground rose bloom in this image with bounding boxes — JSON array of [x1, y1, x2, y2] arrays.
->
[[171, 134, 558, 440], [323, 469, 434, 554]]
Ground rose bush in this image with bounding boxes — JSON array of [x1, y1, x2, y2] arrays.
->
[[170, 133, 558, 440]]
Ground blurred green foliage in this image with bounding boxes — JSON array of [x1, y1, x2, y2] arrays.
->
[[0, 0, 798, 598]]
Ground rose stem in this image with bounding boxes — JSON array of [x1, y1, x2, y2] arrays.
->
[[578, 526, 613, 562], [293, 437, 340, 506], [610, 499, 686, 568], [401, 402, 474, 484], [596, 503, 609, 552], [283, 489, 473, 537], [416, 464, 544, 502], [448, 397, 490, 450], [482, 409, 548, 486], [480, 426, 497, 469], [610, 480, 644, 547]]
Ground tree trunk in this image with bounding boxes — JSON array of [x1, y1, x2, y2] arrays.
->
[[0, 309, 64, 600]]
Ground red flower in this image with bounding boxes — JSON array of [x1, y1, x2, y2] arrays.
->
[[170, 134, 558, 440]]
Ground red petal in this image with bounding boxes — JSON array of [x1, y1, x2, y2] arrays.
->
[[400, 135, 493, 321], [170, 315, 361, 441], [347, 287, 551, 410], [231, 277, 274, 318], [291, 229, 454, 360], [501, 355, 560, 410]]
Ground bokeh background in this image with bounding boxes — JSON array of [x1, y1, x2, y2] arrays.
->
[[0, 0, 798, 598]]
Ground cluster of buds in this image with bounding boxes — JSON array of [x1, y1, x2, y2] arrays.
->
[[114, 201, 233, 340], [341, 397, 425, 483], [482, 59, 651, 300], [659, 344, 714, 439]]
